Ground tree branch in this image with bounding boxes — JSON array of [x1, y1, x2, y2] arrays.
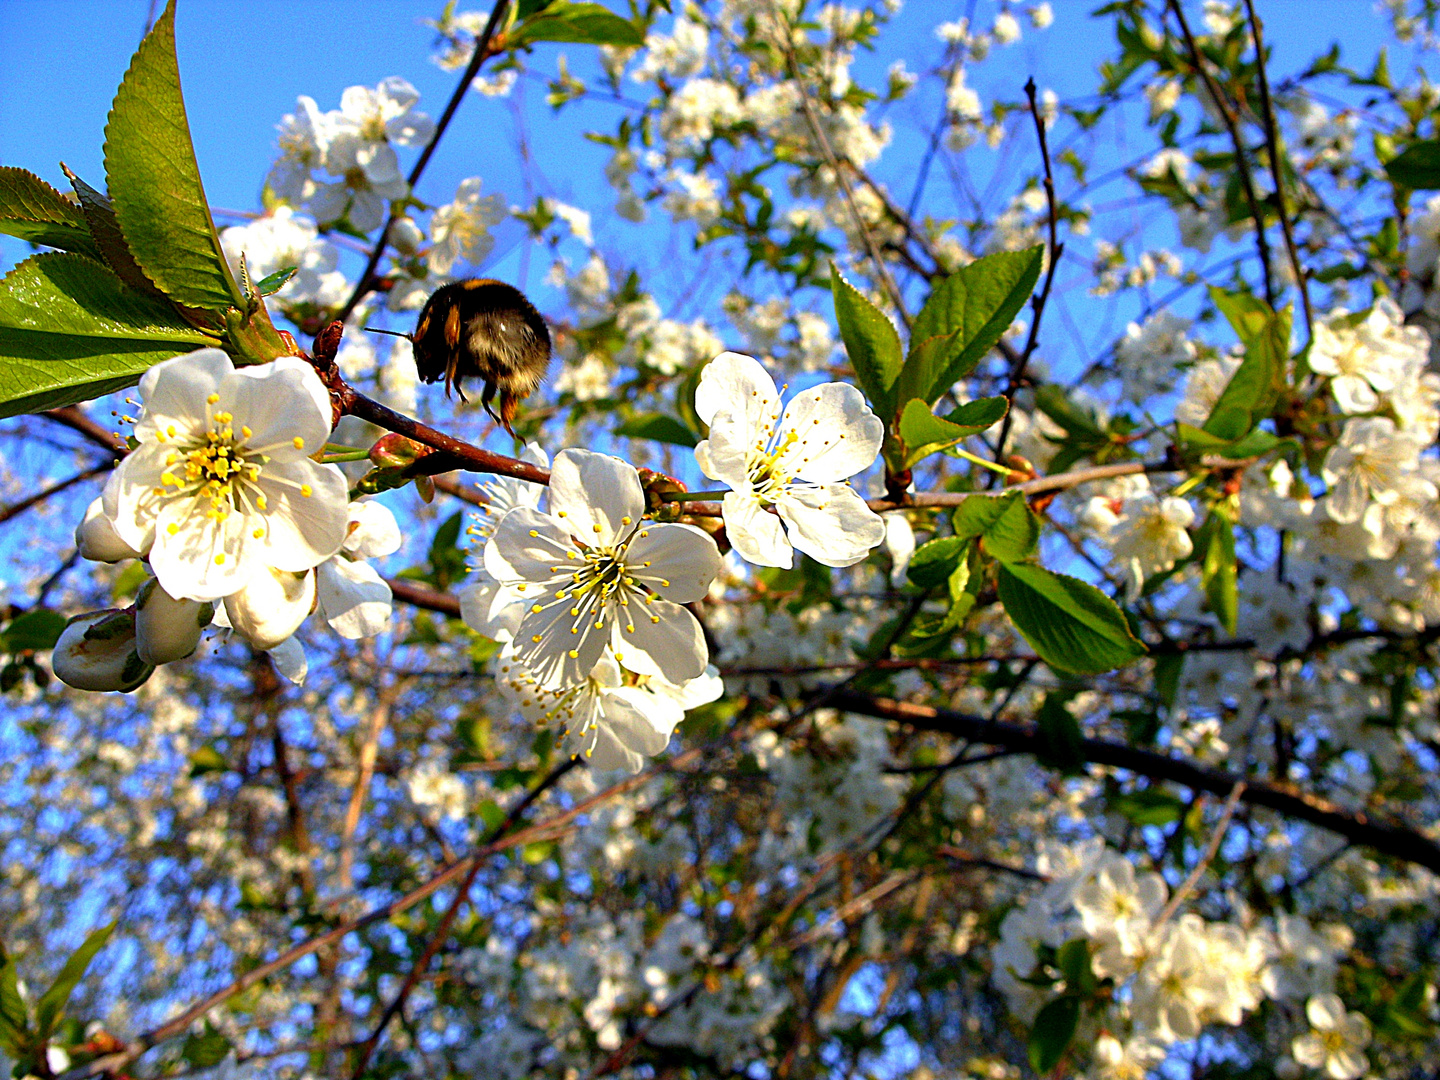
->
[[831, 691, 1440, 876]]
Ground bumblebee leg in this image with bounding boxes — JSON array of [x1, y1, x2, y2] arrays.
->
[[498, 391, 519, 436], [480, 379, 501, 426]]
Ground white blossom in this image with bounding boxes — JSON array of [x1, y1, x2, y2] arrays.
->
[[694, 352, 885, 568], [1292, 994, 1371, 1080], [99, 349, 349, 603], [483, 449, 722, 688]]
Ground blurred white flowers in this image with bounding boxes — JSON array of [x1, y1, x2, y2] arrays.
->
[[1292, 994, 1371, 1080]]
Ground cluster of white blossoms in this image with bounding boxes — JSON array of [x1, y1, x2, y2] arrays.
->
[[54, 349, 395, 692], [266, 78, 434, 233], [993, 838, 1362, 1074], [454, 352, 886, 770]]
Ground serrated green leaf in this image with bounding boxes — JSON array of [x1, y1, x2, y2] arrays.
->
[[0, 610, 68, 654], [35, 920, 117, 1038], [61, 165, 173, 301], [102, 0, 241, 311], [1385, 138, 1440, 189], [0, 167, 101, 259], [511, 1, 645, 45], [907, 536, 970, 589], [1203, 288, 1291, 441], [897, 396, 1007, 467], [997, 563, 1146, 674], [255, 266, 298, 297], [953, 489, 1038, 563], [615, 412, 698, 447], [897, 247, 1042, 405], [1027, 994, 1080, 1073], [0, 253, 215, 418], [831, 263, 904, 420]]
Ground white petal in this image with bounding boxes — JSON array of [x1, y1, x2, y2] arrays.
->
[[698, 408, 757, 488], [625, 522, 722, 604], [135, 578, 212, 664], [485, 507, 574, 582], [225, 356, 333, 456], [253, 458, 350, 572], [773, 382, 884, 483], [776, 485, 886, 567], [694, 351, 779, 429], [316, 558, 392, 638], [882, 512, 916, 587], [77, 498, 144, 563], [268, 636, 309, 684], [612, 597, 707, 684], [1306, 994, 1345, 1031], [721, 491, 793, 568], [150, 494, 253, 602], [224, 567, 316, 651], [547, 449, 645, 544], [662, 665, 724, 710], [458, 575, 526, 641], [606, 687, 683, 753], [514, 597, 610, 689], [101, 441, 172, 555], [344, 498, 402, 558], [51, 609, 153, 693], [134, 348, 233, 442]]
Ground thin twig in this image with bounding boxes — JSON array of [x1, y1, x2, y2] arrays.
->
[[1242, 0, 1314, 341], [0, 464, 112, 526], [59, 747, 692, 1080], [1156, 780, 1247, 925], [333, 0, 513, 327], [1168, 0, 1276, 307], [782, 43, 911, 330], [348, 759, 578, 1077], [993, 78, 1065, 466]]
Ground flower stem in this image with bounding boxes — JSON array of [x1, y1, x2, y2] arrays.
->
[[949, 448, 1017, 478], [655, 489, 730, 503]]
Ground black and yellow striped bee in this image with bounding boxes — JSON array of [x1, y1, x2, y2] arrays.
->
[[409, 278, 551, 434]]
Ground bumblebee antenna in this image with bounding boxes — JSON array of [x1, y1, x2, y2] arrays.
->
[[363, 326, 413, 339]]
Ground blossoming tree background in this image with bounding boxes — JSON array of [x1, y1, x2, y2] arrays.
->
[[1, 0, 1439, 1077]]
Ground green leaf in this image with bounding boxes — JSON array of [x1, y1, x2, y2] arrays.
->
[[953, 490, 1039, 563], [897, 396, 1007, 467], [1197, 511, 1238, 635], [0, 610, 68, 654], [62, 164, 174, 301], [615, 412, 698, 447], [511, 1, 645, 46], [1055, 938, 1095, 994], [897, 247, 1043, 405], [188, 745, 228, 777], [831, 263, 904, 420], [1114, 787, 1185, 826], [1203, 288, 1291, 441], [907, 536, 970, 589], [0, 943, 28, 1057], [34, 920, 117, 1038], [1027, 994, 1081, 1073], [0, 167, 101, 259], [102, 0, 241, 311], [181, 1021, 232, 1068], [0, 253, 215, 418], [997, 563, 1147, 674], [255, 266, 298, 297], [1035, 691, 1085, 773], [1385, 138, 1440, 189]]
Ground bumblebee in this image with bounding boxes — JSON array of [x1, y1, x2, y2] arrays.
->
[[408, 278, 551, 434]]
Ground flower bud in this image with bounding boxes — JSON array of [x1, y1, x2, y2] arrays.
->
[[222, 567, 316, 651], [388, 216, 425, 255], [76, 498, 144, 563], [52, 609, 154, 693], [135, 577, 214, 665]]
